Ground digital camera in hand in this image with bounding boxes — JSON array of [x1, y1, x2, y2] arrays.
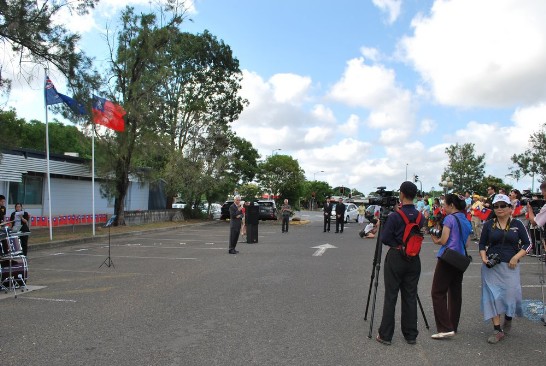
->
[[429, 227, 442, 237], [486, 253, 501, 268]]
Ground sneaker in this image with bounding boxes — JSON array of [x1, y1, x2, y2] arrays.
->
[[431, 331, 455, 340], [502, 320, 512, 335], [487, 330, 505, 344]]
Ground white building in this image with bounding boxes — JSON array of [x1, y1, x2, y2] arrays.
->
[[0, 148, 150, 220]]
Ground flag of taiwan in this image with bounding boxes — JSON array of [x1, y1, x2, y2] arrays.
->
[[92, 95, 126, 132], [475, 207, 492, 221]]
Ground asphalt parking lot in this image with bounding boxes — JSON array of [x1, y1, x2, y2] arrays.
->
[[0, 212, 545, 366]]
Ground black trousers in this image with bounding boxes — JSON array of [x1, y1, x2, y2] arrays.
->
[[529, 228, 542, 255], [229, 227, 240, 250], [378, 248, 421, 341], [335, 217, 344, 232], [431, 259, 463, 333], [20, 235, 28, 256], [323, 214, 331, 231], [282, 216, 289, 232]]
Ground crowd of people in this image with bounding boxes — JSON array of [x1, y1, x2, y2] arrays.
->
[[374, 181, 546, 346]]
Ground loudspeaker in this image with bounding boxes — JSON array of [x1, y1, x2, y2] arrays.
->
[[246, 224, 258, 243], [246, 204, 259, 225]]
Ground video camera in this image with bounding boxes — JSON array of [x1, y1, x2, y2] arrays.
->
[[368, 187, 399, 209], [521, 190, 546, 215]]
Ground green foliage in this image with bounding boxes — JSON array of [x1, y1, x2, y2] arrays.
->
[[238, 183, 261, 201], [0, 109, 91, 156], [0, 0, 98, 93], [257, 154, 306, 207], [511, 123, 546, 183], [442, 143, 486, 193], [474, 175, 512, 197]]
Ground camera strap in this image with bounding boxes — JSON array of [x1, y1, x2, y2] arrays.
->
[[452, 213, 469, 257], [488, 218, 510, 254]]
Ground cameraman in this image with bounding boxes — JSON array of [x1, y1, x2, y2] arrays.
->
[[430, 194, 472, 340], [376, 181, 424, 346], [478, 194, 532, 344], [527, 182, 546, 256]]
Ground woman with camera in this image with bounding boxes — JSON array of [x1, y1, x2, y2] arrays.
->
[[479, 194, 531, 344], [430, 194, 472, 340]]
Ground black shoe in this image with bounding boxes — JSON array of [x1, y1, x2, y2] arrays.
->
[[340, 230, 343, 233], [228, 249, 238, 254], [376, 335, 391, 346], [323, 230, 326, 232], [405, 338, 417, 345], [335, 231, 339, 233]]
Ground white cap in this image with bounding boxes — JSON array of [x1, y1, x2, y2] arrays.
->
[[492, 194, 511, 205]]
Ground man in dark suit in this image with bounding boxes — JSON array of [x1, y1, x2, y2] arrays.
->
[[228, 196, 243, 254], [335, 197, 346, 233], [323, 197, 333, 232]]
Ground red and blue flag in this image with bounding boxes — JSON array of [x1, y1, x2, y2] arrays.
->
[[92, 95, 126, 132]]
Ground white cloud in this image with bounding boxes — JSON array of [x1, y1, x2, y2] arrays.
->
[[340, 114, 361, 136], [328, 57, 415, 129], [400, 0, 546, 108], [311, 104, 336, 123], [419, 118, 436, 134], [269, 73, 312, 104], [372, 0, 402, 24], [379, 128, 409, 145], [304, 126, 332, 144]]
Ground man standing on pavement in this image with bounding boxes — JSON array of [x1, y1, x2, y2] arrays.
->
[[281, 199, 292, 233], [323, 197, 333, 232], [376, 181, 424, 346], [228, 196, 243, 254], [335, 197, 346, 233]]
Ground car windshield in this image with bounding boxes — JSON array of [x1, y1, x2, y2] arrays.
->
[[260, 202, 274, 207]]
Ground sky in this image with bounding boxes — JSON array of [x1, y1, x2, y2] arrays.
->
[[3, 0, 546, 195]]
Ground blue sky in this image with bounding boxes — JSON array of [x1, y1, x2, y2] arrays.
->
[[4, 0, 546, 194]]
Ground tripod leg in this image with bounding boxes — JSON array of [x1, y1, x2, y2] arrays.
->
[[365, 220, 384, 321], [416, 293, 430, 329], [367, 261, 382, 338]]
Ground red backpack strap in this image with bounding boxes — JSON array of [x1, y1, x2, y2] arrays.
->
[[397, 210, 410, 224]]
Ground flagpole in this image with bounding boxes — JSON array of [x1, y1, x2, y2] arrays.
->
[[44, 71, 53, 241], [92, 123, 96, 236]]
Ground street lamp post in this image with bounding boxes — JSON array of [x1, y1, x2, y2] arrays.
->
[[313, 170, 324, 180], [439, 177, 454, 196], [406, 163, 408, 181], [271, 148, 281, 156]]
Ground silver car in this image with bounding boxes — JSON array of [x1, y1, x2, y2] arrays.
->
[[331, 203, 359, 223]]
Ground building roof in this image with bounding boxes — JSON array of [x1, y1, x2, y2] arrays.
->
[[0, 148, 92, 182]]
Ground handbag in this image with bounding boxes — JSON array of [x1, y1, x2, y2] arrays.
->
[[439, 214, 471, 272]]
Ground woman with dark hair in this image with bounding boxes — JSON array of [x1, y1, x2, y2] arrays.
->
[[429, 194, 472, 339], [509, 189, 524, 219], [9, 203, 30, 256], [479, 194, 531, 344]]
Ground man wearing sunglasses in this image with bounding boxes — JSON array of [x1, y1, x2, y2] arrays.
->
[[484, 185, 498, 220]]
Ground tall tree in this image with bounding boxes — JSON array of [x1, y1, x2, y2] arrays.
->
[[442, 143, 485, 193], [0, 0, 98, 93], [257, 154, 306, 208], [511, 122, 546, 183], [95, 6, 186, 225]]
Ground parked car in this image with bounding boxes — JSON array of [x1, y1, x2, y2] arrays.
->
[[257, 200, 277, 221], [220, 200, 234, 220], [201, 203, 222, 220], [172, 201, 186, 209], [331, 202, 358, 223]]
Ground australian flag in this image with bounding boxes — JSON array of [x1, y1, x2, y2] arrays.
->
[[45, 76, 88, 115]]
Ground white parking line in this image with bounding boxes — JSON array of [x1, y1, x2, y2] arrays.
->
[[64, 253, 198, 260]]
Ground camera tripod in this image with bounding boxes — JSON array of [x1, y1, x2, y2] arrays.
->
[[364, 209, 429, 339]]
